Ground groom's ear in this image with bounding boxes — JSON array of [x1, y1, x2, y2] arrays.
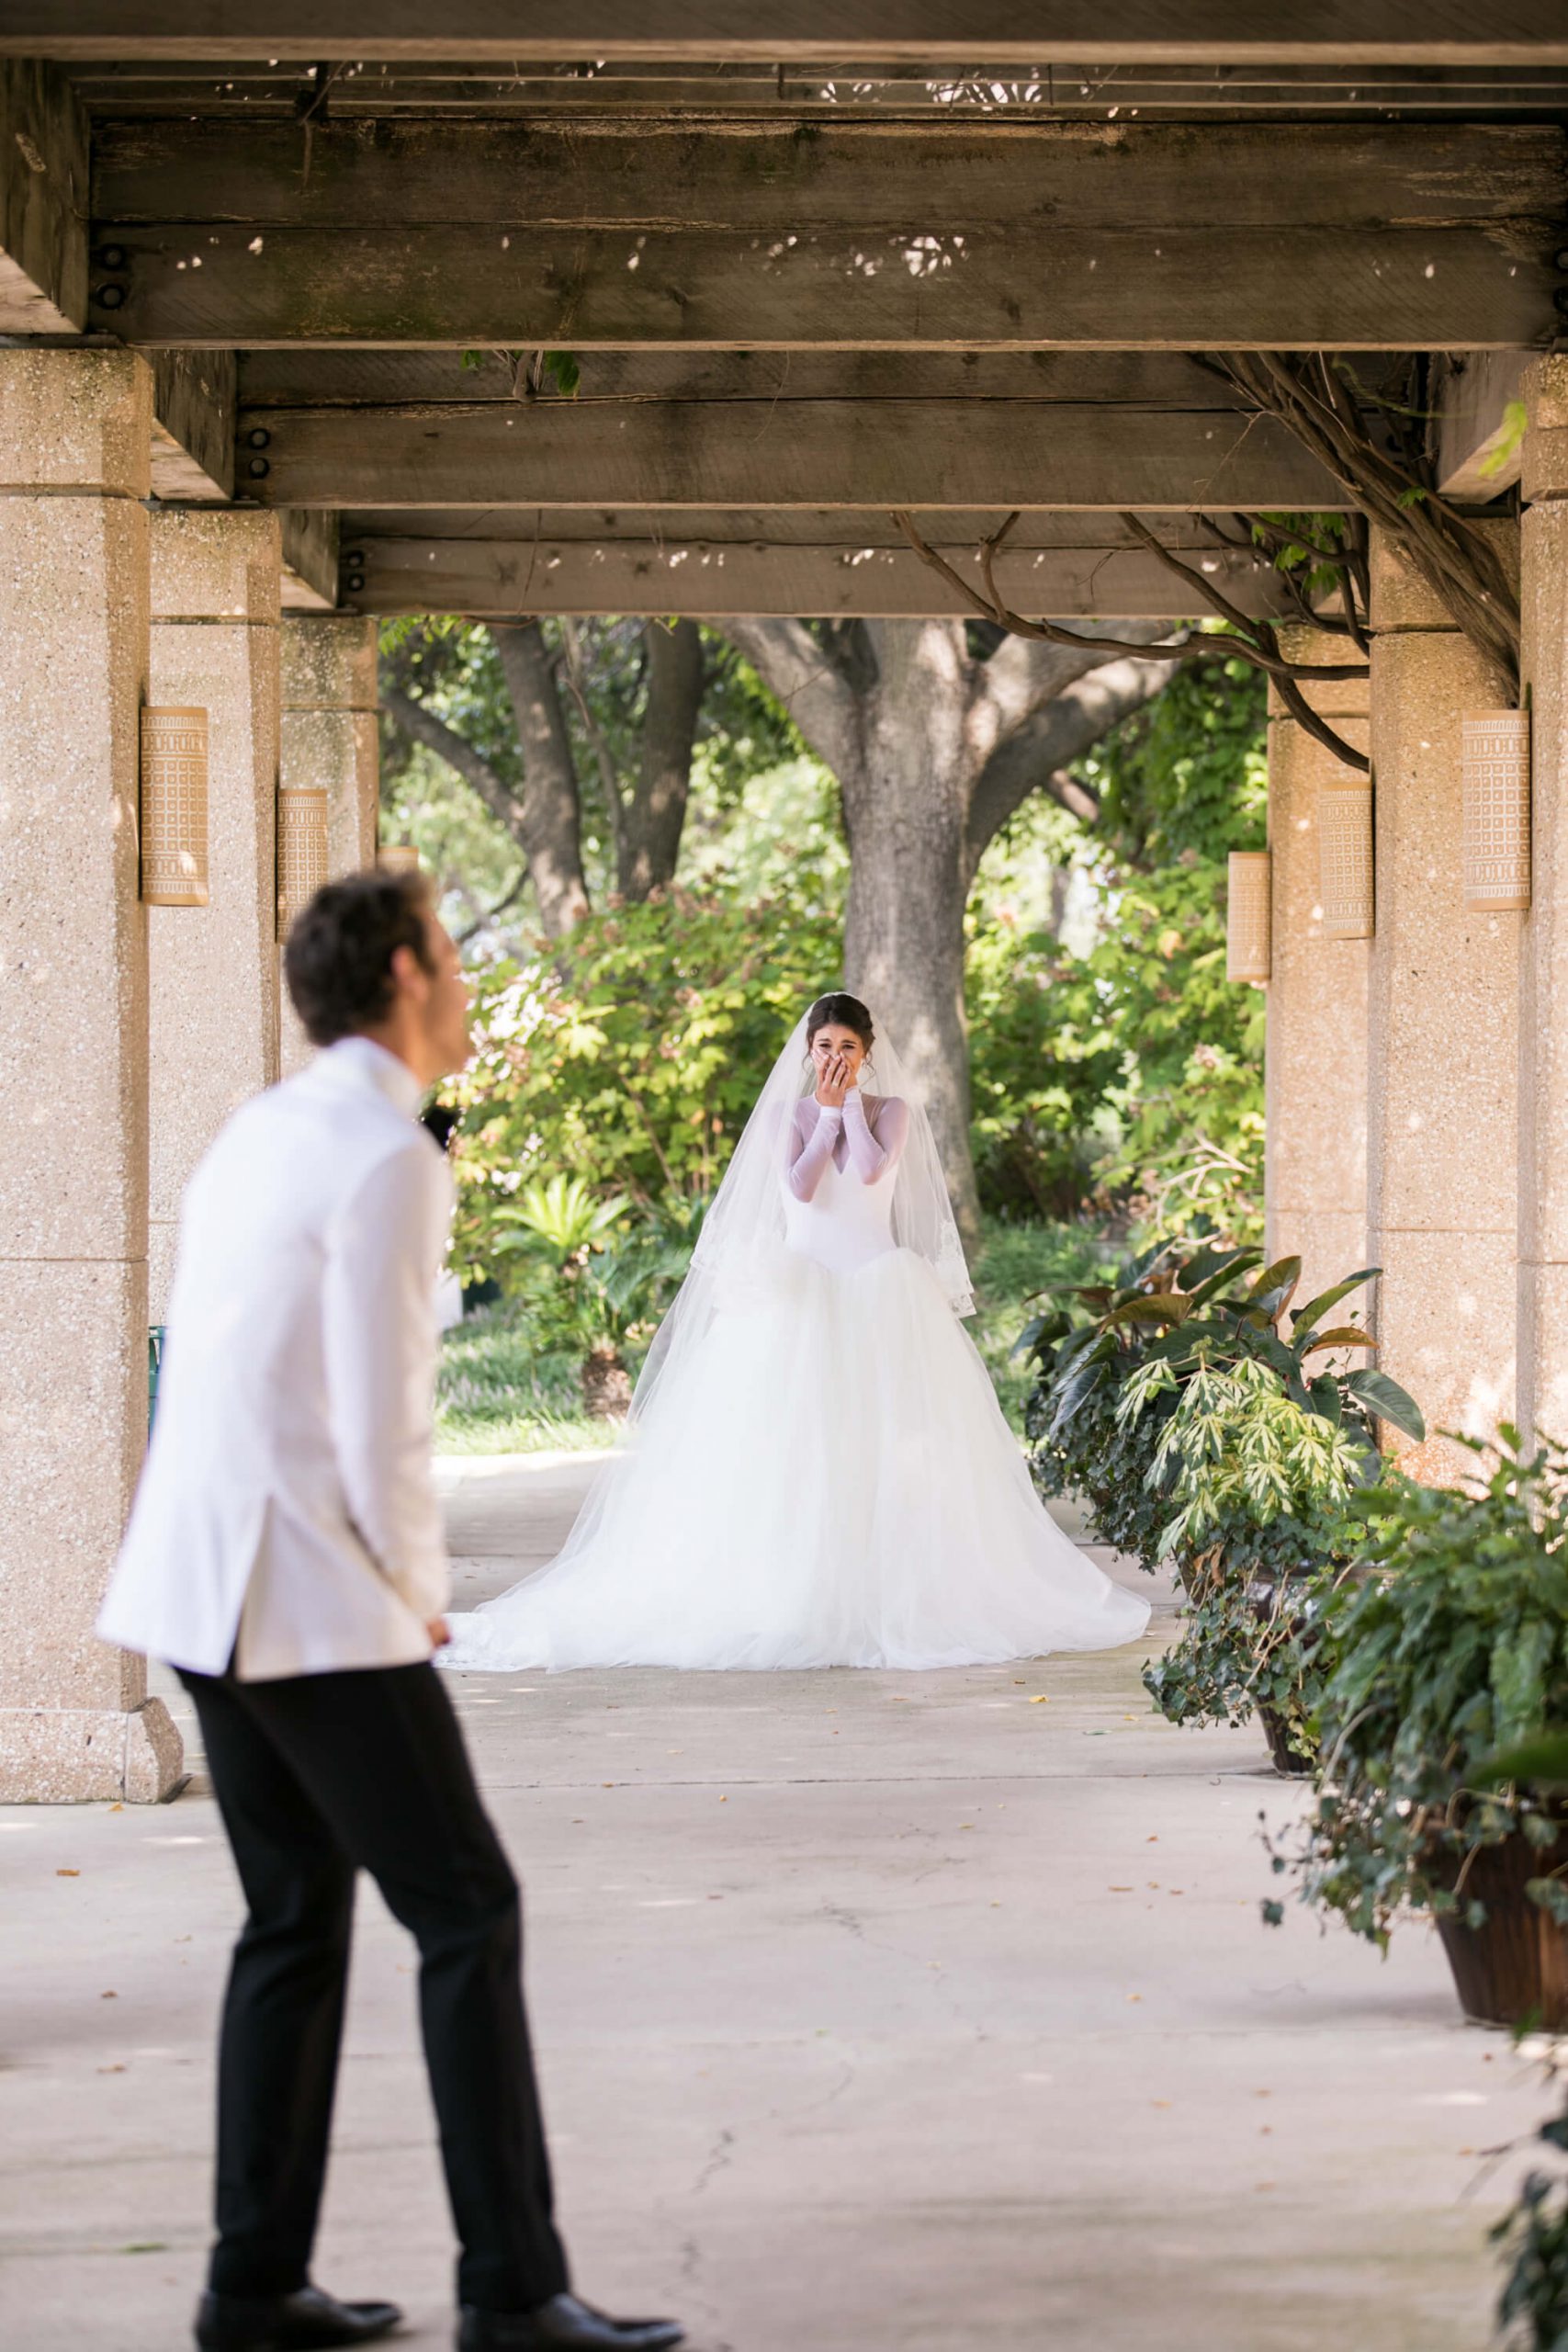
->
[[387, 940, 430, 1001]]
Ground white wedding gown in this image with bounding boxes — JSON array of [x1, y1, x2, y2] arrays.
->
[[443, 1091, 1150, 1673]]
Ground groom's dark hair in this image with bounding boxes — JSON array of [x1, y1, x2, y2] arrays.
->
[[285, 866, 437, 1046]]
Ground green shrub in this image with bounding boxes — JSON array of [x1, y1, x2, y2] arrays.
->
[[1265, 1434, 1568, 1947], [446, 885, 840, 1291]]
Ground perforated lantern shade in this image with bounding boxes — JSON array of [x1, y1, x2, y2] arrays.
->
[[1318, 770, 1375, 940], [1226, 850, 1271, 984], [276, 787, 329, 941], [140, 707, 209, 907], [1462, 710, 1530, 912]]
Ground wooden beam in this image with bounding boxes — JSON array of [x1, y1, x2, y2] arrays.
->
[[238, 397, 1348, 510], [237, 347, 1266, 410], [280, 507, 340, 610], [0, 60, 86, 332], [92, 220, 1557, 352], [336, 504, 1270, 548], [149, 347, 235, 498], [10, 6, 1568, 65], [337, 529, 1291, 619], [95, 118, 1564, 234], [61, 59, 1568, 122], [1434, 347, 1530, 497]]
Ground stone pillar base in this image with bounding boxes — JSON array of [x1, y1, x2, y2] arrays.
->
[[0, 1697, 186, 1804]]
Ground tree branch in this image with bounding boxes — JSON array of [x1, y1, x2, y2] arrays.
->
[[1208, 350, 1518, 693], [964, 650, 1176, 882], [894, 507, 1371, 775], [380, 680, 530, 854], [454, 863, 529, 948], [715, 615, 863, 782]]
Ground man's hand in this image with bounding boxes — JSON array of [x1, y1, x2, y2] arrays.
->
[[427, 1616, 452, 1648]]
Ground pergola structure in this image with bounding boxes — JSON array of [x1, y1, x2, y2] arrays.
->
[[2, 7, 1566, 1802]]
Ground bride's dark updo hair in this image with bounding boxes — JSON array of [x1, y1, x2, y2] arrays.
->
[[805, 991, 875, 1051]]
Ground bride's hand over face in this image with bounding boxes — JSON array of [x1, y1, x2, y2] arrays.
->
[[816, 1050, 854, 1107]]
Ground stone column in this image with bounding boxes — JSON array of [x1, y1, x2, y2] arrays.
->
[[1264, 636, 1370, 1309], [0, 349, 182, 1802], [147, 510, 282, 1320], [1366, 524, 1519, 1478], [1517, 357, 1568, 1448], [278, 616, 380, 1074]]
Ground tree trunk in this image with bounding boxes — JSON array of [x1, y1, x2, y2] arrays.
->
[[840, 622, 983, 1238], [490, 622, 591, 938], [719, 617, 1175, 1244], [618, 619, 704, 901]]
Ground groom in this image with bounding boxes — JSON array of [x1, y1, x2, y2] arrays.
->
[[98, 868, 682, 2352]]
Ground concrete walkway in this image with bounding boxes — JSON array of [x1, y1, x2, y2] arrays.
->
[[0, 1455, 1544, 2350]]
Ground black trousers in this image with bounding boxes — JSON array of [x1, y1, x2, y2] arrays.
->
[[178, 1659, 570, 2314]]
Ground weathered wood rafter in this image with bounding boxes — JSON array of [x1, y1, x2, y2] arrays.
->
[[95, 117, 1565, 229], [87, 114, 1562, 350], [233, 347, 1302, 417], [92, 232, 1557, 356], [0, 58, 86, 331], [235, 396, 1350, 509], [335, 529, 1289, 619], [149, 347, 235, 497], [11, 6, 1568, 64]]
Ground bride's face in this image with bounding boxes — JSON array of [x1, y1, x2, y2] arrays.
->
[[809, 1023, 867, 1080]]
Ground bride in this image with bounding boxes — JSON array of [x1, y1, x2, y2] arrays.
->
[[443, 992, 1149, 1671]]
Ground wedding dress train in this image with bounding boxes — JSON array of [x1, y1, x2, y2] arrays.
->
[[443, 1075, 1149, 1673]]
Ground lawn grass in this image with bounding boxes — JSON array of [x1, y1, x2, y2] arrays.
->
[[436, 1216, 1112, 1455], [435, 1309, 621, 1456]]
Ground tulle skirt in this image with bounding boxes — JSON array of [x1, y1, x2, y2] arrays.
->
[[442, 1243, 1151, 1672]]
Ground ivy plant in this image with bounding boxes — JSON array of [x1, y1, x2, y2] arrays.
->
[[1125, 1357, 1378, 1760], [1264, 1433, 1568, 1948]]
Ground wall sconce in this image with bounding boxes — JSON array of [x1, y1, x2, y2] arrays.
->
[[1318, 769, 1374, 939], [1462, 710, 1530, 911], [1226, 850, 1271, 984], [378, 842, 420, 875], [276, 786, 329, 941], [140, 707, 209, 907]]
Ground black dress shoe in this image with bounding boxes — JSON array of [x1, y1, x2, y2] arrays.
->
[[457, 2294, 683, 2351], [196, 2284, 403, 2350]]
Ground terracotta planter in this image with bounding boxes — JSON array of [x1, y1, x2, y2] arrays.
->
[[1432, 1832, 1568, 2030]]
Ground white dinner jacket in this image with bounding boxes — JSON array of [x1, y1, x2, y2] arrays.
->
[[98, 1037, 453, 1680]]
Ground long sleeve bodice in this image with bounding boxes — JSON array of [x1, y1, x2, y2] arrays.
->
[[787, 1091, 909, 1202]]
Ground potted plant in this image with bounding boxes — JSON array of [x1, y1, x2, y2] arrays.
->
[[1265, 1433, 1568, 2029], [1122, 1352, 1377, 1772], [1020, 1237, 1271, 1571], [1025, 1243, 1423, 1770]]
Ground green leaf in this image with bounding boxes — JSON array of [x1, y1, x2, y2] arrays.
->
[[1244, 1255, 1303, 1323], [1343, 1368, 1425, 1442], [1291, 1268, 1379, 1340], [1048, 1356, 1110, 1438], [1182, 1249, 1264, 1308], [1301, 1326, 1377, 1354], [1107, 1295, 1189, 1328]]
